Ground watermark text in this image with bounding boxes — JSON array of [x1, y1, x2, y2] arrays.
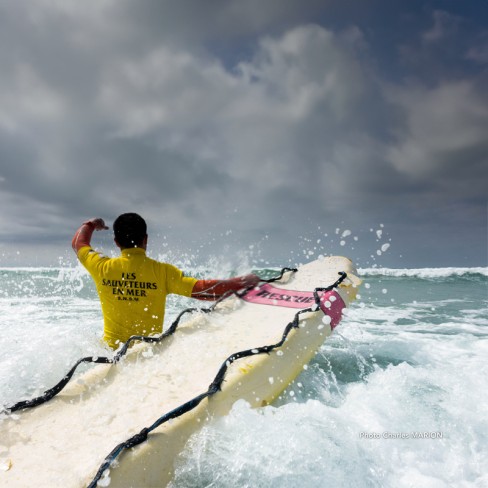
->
[[359, 431, 444, 440]]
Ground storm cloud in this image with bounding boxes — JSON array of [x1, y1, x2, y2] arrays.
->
[[0, 0, 486, 267]]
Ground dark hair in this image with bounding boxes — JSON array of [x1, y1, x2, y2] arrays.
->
[[113, 213, 147, 248]]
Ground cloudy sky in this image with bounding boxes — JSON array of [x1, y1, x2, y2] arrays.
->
[[0, 0, 487, 269]]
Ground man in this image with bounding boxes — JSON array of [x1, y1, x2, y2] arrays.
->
[[72, 213, 260, 349]]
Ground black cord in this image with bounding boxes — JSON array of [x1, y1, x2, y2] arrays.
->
[[87, 271, 347, 488]]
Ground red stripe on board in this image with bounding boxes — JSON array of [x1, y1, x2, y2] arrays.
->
[[242, 283, 345, 329]]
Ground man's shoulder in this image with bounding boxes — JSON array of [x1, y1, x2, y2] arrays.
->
[[77, 246, 111, 267], [145, 258, 187, 281]]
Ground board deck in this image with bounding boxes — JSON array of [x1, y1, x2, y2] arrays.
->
[[0, 256, 360, 487]]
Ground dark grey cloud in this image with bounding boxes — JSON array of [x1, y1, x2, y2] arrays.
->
[[0, 1, 486, 268]]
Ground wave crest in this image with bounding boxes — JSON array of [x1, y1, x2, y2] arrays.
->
[[358, 267, 488, 279]]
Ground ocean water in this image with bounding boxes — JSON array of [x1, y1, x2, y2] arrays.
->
[[0, 261, 487, 487]]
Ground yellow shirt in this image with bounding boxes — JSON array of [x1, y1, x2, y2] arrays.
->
[[78, 246, 197, 349]]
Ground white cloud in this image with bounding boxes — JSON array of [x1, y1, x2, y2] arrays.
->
[[386, 81, 488, 181], [0, 1, 486, 266], [98, 24, 371, 197], [466, 40, 488, 65], [0, 63, 66, 133], [422, 10, 461, 43]]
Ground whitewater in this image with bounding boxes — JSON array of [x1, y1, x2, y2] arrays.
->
[[0, 261, 486, 487]]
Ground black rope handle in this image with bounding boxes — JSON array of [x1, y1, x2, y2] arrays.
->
[[260, 267, 298, 283], [87, 271, 347, 488], [2, 267, 297, 415]]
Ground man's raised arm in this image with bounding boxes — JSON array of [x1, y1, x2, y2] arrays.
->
[[72, 218, 109, 254]]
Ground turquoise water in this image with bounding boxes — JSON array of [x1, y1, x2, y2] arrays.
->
[[0, 263, 487, 487]]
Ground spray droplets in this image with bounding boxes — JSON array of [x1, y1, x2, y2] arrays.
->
[[322, 315, 332, 325]]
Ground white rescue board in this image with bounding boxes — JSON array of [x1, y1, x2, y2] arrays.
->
[[0, 256, 360, 487]]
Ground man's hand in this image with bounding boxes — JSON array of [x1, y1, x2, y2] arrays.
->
[[72, 218, 109, 253], [233, 274, 260, 289], [83, 218, 109, 231]]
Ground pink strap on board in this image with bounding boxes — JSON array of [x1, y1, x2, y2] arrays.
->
[[242, 283, 345, 329]]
